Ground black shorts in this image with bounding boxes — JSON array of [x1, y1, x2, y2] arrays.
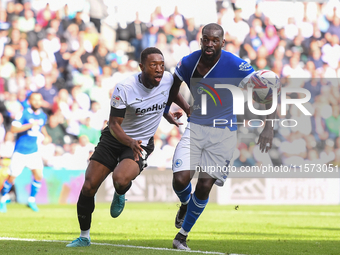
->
[[90, 126, 154, 172]]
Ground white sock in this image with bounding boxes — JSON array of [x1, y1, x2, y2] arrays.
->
[[179, 227, 188, 236], [80, 229, 90, 239], [0, 194, 8, 203], [28, 196, 35, 203]]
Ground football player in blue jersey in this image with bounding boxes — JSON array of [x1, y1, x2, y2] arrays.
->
[[0, 92, 51, 213], [164, 23, 276, 250]]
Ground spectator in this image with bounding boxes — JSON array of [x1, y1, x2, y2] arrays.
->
[[243, 21, 263, 61], [88, 101, 107, 131], [78, 117, 100, 145], [308, 47, 323, 69], [260, 25, 280, 55], [54, 37, 70, 76], [93, 39, 108, 67], [17, 9, 35, 33], [0, 112, 5, 143], [0, 55, 15, 80], [83, 22, 99, 49], [155, 33, 177, 71], [70, 11, 85, 32], [37, 73, 58, 111], [127, 12, 147, 61], [326, 105, 340, 139], [5, 1, 16, 23], [325, 15, 340, 42], [4, 92, 22, 119], [248, 3, 266, 28], [284, 17, 299, 41], [225, 6, 249, 50], [152, 6, 167, 29], [89, 75, 108, 107], [45, 114, 66, 147], [169, 6, 187, 30], [0, 131, 15, 159], [63, 23, 80, 52], [36, 3, 55, 28], [8, 28, 21, 51], [233, 143, 256, 167], [321, 34, 340, 69], [88, 0, 108, 33], [27, 21, 46, 48], [185, 18, 198, 44], [15, 38, 33, 70], [303, 70, 322, 103]]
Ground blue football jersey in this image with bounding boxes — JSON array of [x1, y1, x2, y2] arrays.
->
[[175, 50, 254, 130], [13, 108, 47, 154]]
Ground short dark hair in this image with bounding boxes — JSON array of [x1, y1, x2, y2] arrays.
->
[[140, 47, 163, 64], [202, 23, 224, 38], [29, 92, 41, 99]]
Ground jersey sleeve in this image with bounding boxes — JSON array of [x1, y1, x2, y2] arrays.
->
[[233, 58, 255, 88], [174, 58, 185, 82], [11, 111, 25, 127], [110, 84, 127, 110]]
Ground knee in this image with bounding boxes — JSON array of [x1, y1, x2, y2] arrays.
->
[[195, 180, 213, 200], [173, 172, 190, 191], [33, 170, 43, 181], [82, 178, 100, 197], [112, 171, 130, 190]]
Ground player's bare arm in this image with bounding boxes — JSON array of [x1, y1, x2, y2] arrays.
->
[[173, 91, 190, 117], [108, 115, 142, 161], [257, 103, 276, 153], [163, 74, 190, 127], [41, 126, 52, 144], [10, 121, 38, 133]]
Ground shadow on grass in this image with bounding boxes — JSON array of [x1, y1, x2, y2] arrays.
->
[[1, 239, 340, 255], [194, 231, 315, 238]]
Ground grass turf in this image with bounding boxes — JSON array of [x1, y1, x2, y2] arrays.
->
[[0, 203, 340, 254]]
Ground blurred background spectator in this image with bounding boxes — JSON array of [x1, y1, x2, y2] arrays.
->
[[0, 0, 339, 171]]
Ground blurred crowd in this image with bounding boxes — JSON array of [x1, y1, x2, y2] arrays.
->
[[0, 0, 339, 171]]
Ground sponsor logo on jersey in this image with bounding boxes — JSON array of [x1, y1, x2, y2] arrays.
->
[[111, 95, 120, 107], [176, 58, 182, 69], [161, 90, 168, 97], [174, 159, 182, 168], [239, 62, 252, 71], [135, 102, 166, 115]]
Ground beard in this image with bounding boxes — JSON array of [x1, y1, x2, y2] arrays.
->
[[202, 47, 221, 62], [31, 105, 39, 112]]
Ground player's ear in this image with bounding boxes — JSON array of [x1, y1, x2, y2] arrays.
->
[[221, 38, 226, 48], [139, 63, 144, 71]]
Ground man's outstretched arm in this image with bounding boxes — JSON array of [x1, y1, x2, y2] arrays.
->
[[257, 103, 276, 153], [163, 73, 190, 126]]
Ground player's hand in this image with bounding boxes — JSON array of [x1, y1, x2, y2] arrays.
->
[[257, 127, 274, 153], [163, 111, 183, 127], [31, 120, 40, 127], [130, 139, 143, 161], [43, 135, 52, 145]]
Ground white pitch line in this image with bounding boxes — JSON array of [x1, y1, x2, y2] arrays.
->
[[0, 237, 237, 255]]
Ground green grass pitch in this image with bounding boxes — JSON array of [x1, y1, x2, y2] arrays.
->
[[1, 203, 340, 254]]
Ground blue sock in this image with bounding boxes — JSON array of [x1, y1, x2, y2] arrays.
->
[[1, 180, 13, 196], [173, 182, 192, 204], [181, 192, 209, 233], [30, 180, 42, 198]]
